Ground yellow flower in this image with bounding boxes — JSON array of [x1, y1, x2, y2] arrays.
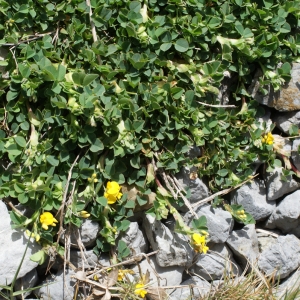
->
[[237, 210, 247, 220], [104, 181, 123, 204], [262, 132, 274, 145], [79, 210, 90, 218], [191, 233, 209, 254], [117, 269, 134, 281], [40, 212, 58, 230], [134, 283, 147, 298], [25, 230, 40, 242]]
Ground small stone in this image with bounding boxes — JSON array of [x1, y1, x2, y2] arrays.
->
[[191, 243, 241, 280], [15, 269, 39, 299], [258, 234, 300, 279], [265, 190, 300, 233], [0, 201, 41, 286], [250, 63, 300, 111], [184, 204, 234, 243], [131, 256, 184, 288], [37, 269, 76, 300], [231, 179, 275, 221], [143, 214, 193, 267], [274, 111, 300, 134], [118, 222, 148, 254], [69, 249, 98, 269], [175, 166, 209, 205], [169, 276, 210, 300], [276, 269, 300, 299], [60, 219, 100, 249], [186, 145, 201, 159], [291, 138, 300, 171], [226, 224, 259, 269], [265, 167, 300, 201], [256, 230, 278, 253]]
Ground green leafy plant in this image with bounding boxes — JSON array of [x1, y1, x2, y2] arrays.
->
[[0, 0, 299, 276]]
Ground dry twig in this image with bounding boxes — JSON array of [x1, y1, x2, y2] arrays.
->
[[191, 174, 259, 209]]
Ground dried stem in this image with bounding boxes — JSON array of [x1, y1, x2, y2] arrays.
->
[[196, 101, 236, 108], [2, 31, 55, 47], [85, 0, 101, 65], [86, 250, 159, 279], [191, 174, 259, 209], [256, 228, 279, 238]]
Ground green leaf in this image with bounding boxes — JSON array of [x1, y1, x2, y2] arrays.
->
[[96, 196, 108, 206], [56, 64, 66, 82], [117, 240, 130, 260], [174, 38, 189, 52], [30, 250, 47, 265], [217, 169, 228, 177], [18, 64, 31, 78], [160, 43, 172, 51], [83, 74, 99, 86], [132, 120, 144, 133], [14, 136, 26, 147], [46, 155, 59, 166], [124, 200, 135, 208], [90, 138, 104, 152]]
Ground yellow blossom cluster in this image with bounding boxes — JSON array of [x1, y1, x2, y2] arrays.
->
[[25, 230, 40, 242], [237, 209, 247, 219], [88, 173, 98, 183], [79, 210, 90, 218], [134, 283, 147, 298], [117, 269, 134, 281], [261, 132, 274, 145], [104, 181, 123, 204], [191, 233, 209, 254], [40, 212, 58, 230]]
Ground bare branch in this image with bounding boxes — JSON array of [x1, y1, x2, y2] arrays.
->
[[196, 101, 236, 108], [86, 0, 102, 65]]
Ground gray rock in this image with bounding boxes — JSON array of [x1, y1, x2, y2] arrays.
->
[[217, 71, 236, 105], [43, 250, 99, 274], [256, 230, 278, 253], [226, 224, 259, 269], [265, 190, 300, 233], [15, 269, 39, 299], [37, 269, 76, 300], [276, 270, 300, 299], [184, 204, 234, 243], [231, 179, 275, 221], [258, 234, 300, 279], [169, 276, 211, 300], [143, 214, 193, 267], [256, 109, 272, 132], [274, 111, 300, 135], [250, 63, 300, 111], [192, 243, 241, 281], [176, 166, 209, 205], [292, 138, 300, 171], [265, 167, 300, 201], [131, 256, 184, 287], [0, 201, 41, 286], [118, 222, 148, 254], [186, 145, 201, 159], [61, 219, 100, 249], [69, 249, 98, 269]]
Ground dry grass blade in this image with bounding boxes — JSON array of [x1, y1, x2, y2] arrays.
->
[[198, 263, 278, 300], [146, 286, 169, 300], [107, 269, 118, 287]]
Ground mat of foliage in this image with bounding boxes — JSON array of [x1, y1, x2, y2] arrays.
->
[[0, 0, 299, 257]]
